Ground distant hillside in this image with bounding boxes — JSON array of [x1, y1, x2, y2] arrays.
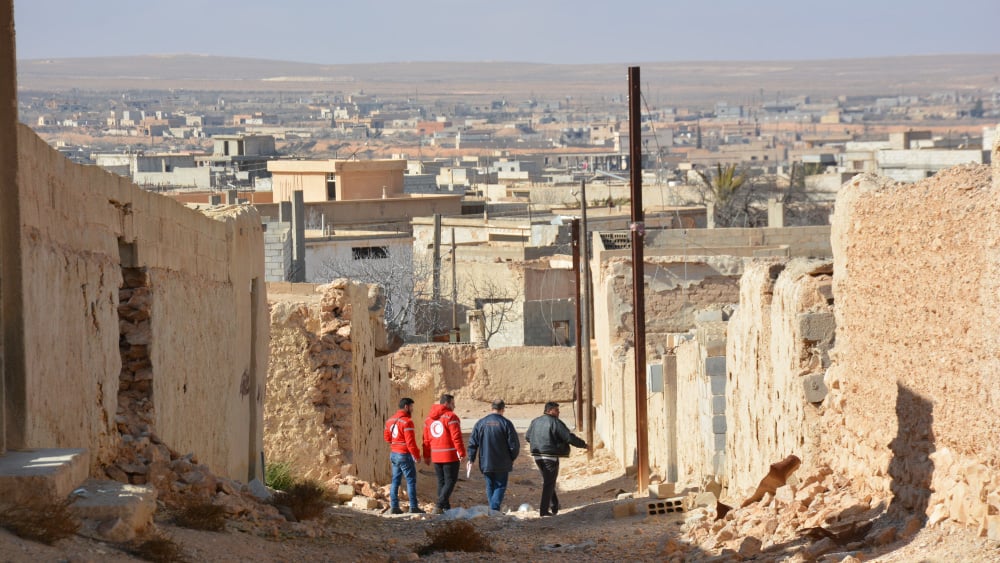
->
[[17, 54, 1000, 104]]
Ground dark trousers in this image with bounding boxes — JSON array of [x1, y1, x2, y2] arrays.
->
[[434, 461, 460, 510], [535, 457, 560, 515]]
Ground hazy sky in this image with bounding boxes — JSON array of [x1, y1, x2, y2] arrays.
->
[[13, 0, 1000, 64]]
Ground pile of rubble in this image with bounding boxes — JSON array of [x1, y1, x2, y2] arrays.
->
[[680, 466, 915, 562]]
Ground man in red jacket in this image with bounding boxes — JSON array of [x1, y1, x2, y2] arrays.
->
[[422, 394, 466, 514], [384, 397, 425, 514]]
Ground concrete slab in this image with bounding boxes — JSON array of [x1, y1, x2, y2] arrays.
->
[[71, 479, 157, 543], [0, 448, 89, 507]]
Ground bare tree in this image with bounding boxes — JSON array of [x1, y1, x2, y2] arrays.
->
[[464, 275, 522, 347], [316, 246, 448, 341]]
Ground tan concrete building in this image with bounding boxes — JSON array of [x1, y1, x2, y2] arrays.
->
[[268, 159, 407, 203]]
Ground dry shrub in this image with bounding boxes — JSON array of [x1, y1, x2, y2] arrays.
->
[[417, 520, 493, 555], [0, 499, 80, 545], [173, 502, 227, 532], [125, 532, 188, 563], [271, 480, 329, 521]]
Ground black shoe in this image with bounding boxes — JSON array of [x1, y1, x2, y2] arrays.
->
[[551, 505, 559, 515], [540, 512, 553, 517], [409, 507, 426, 514], [390, 507, 403, 515]]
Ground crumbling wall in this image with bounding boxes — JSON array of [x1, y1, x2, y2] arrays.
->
[[388, 344, 576, 405], [826, 164, 1000, 534], [725, 258, 833, 500], [673, 323, 728, 490], [265, 283, 354, 483], [592, 254, 741, 472], [14, 124, 266, 482]]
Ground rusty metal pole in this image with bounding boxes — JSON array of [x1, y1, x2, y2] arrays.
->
[[628, 66, 650, 495], [580, 180, 594, 460], [572, 218, 583, 430]]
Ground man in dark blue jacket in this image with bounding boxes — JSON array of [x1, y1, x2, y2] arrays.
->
[[466, 399, 520, 511], [525, 401, 587, 517]]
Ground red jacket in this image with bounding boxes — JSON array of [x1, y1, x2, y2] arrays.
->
[[384, 409, 421, 460], [422, 404, 466, 463]]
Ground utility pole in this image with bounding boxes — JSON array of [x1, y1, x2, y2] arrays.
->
[[580, 179, 594, 460], [572, 219, 583, 431], [451, 228, 459, 342], [629, 66, 650, 494], [432, 214, 442, 338]]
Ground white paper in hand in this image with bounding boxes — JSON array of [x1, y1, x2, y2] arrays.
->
[[466, 461, 472, 478]]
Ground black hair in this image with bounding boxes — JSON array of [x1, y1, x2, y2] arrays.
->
[[439, 393, 455, 405], [544, 401, 559, 413], [399, 397, 415, 409], [491, 399, 506, 411]]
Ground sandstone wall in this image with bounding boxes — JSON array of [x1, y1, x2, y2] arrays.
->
[[13, 124, 266, 482], [826, 165, 1000, 533], [725, 258, 833, 500], [265, 284, 353, 483], [388, 344, 576, 405]]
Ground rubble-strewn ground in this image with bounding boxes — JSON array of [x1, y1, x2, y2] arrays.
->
[[1, 404, 997, 561]]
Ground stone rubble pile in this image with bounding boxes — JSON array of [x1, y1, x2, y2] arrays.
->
[[680, 467, 918, 562]]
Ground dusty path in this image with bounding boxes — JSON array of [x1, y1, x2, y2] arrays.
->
[[0, 405, 996, 561]]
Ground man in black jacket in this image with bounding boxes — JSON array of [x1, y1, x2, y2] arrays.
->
[[467, 399, 520, 511], [525, 402, 587, 517]]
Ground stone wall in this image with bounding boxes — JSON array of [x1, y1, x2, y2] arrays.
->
[[825, 164, 1000, 534], [11, 124, 267, 482], [592, 254, 741, 472], [725, 258, 834, 500], [388, 344, 576, 405]]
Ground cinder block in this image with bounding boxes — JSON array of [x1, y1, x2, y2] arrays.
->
[[711, 395, 726, 414], [648, 482, 675, 499], [643, 496, 685, 516], [712, 415, 727, 433], [798, 312, 835, 342], [705, 356, 726, 377], [709, 374, 726, 395], [803, 373, 828, 403], [713, 433, 726, 451], [335, 484, 355, 503]]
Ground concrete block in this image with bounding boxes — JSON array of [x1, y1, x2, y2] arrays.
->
[[648, 482, 675, 499], [798, 312, 835, 342], [0, 449, 90, 507], [696, 309, 724, 323], [803, 373, 828, 403], [711, 395, 726, 414], [335, 484, 355, 503], [713, 433, 726, 451], [644, 497, 685, 516], [712, 415, 727, 433], [71, 479, 157, 543], [694, 491, 717, 507], [612, 500, 638, 518], [705, 356, 726, 377], [709, 374, 726, 395], [351, 496, 379, 510]]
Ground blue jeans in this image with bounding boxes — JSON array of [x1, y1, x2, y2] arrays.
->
[[483, 471, 509, 511], [390, 453, 418, 510]]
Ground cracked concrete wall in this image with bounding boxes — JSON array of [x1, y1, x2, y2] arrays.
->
[[13, 124, 266, 481], [825, 163, 1000, 534]]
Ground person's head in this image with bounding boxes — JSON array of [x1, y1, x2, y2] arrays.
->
[[439, 393, 455, 410], [544, 402, 560, 416], [491, 399, 506, 413], [399, 397, 415, 413]]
